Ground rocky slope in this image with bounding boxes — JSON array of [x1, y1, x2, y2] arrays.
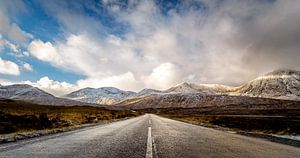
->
[[135, 88, 163, 96], [164, 70, 300, 101], [116, 92, 299, 109], [64, 87, 136, 105], [164, 82, 231, 94], [230, 70, 300, 100], [0, 84, 87, 106]]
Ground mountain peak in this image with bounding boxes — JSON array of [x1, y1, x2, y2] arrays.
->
[[233, 69, 300, 100], [136, 88, 163, 96], [175, 82, 191, 87], [65, 86, 136, 105], [5, 84, 34, 89]]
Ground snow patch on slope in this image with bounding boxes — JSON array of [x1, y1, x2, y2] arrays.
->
[[65, 87, 136, 105]]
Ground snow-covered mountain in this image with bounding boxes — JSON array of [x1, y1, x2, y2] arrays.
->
[[163, 70, 300, 101], [117, 69, 300, 108], [3, 69, 298, 107], [164, 82, 231, 94], [230, 69, 300, 100], [135, 88, 163, 96], [64, 87, 136, 105], [67, 69, 300, 105], [116, 92, 299, 109], [0, 84, 85, 106]]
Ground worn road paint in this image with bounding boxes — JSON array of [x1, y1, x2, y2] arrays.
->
[[146, 127, 153, 158]]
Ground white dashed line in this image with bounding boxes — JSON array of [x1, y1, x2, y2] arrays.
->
[[146, 127, 153, 158], [149, 120, 151, 125]]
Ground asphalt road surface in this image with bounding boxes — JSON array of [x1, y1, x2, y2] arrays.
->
[[0, 114, 300, 158]]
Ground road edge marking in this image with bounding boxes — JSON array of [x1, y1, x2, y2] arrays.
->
[[146, 127, 153, 158]]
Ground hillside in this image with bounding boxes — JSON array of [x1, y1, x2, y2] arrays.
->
[[0, 84, 88, 106], [116, 92, 300, 109], [64, 87, 136, 105], [230, 70, 300, 100]]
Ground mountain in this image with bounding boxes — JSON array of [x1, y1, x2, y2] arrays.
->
[[64, 87, 136, 105], [135, 88, 163, 96], [65, 87, 163, 105], [74, 69, 300, 106], [116, 92, 299, 109], [164, 69, 300, 101], [10, 69, 295, 107], [164, 82, 231, 94], [230, 69, 300, 100], [117, 69, 300, 109], [0, 84, 86, 106]]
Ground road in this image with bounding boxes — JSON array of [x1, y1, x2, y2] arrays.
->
[[0, 114, 300, 158]]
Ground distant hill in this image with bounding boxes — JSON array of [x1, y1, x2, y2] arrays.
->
[[0, 84, 88, 106], [116, 92, 299, 109], [64, 87, 136, 105], [135, 88, 163, 96], [164, 82, 231, 94]]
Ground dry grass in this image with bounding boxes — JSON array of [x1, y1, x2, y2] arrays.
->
[[139, 106, 300, 135], [160, 114, 300, 135], [0, 99, 141, 134]]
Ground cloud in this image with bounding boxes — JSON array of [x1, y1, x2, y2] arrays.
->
[[28, 39, 62, 64], [0, 34, 20, 53], [23, 62, 33, 72], [0, 0, 32, 60], [5, 40, 19, 53], [24, 76, 78, 96], [0, 6, 31, 45], [144, 63, 182, 90], [0, 76, 77, 96], [0, 57, 20, 75], [26, 0, 300, 92], [77, 72, 142, 91], [28, 35, 110, 76]]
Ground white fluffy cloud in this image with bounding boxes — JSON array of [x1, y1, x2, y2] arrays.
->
[[28, 40, 61, 64], [24, 76, 78, 96], [77, 72, 142, 91], [25, 0, 300, 93], [0, 57, 20, 75], [0, 76, 77, 96], [23, 63, 33, 72], [144, 63, 182, 89]]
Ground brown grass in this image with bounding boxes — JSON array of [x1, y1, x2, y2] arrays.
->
[[0, 99, 141, 134], [140, 106, 300, 135]]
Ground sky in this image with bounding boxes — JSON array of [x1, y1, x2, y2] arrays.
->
[[0, 0, 300, 96]]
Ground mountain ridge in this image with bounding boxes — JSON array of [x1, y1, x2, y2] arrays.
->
[[64, 87, 136, 105], [1, 69, 299, 106], [0, 84, 90, 106]]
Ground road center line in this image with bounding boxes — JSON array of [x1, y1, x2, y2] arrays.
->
[[146, 127, 153, 158], [149, 120, 151, 124]]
